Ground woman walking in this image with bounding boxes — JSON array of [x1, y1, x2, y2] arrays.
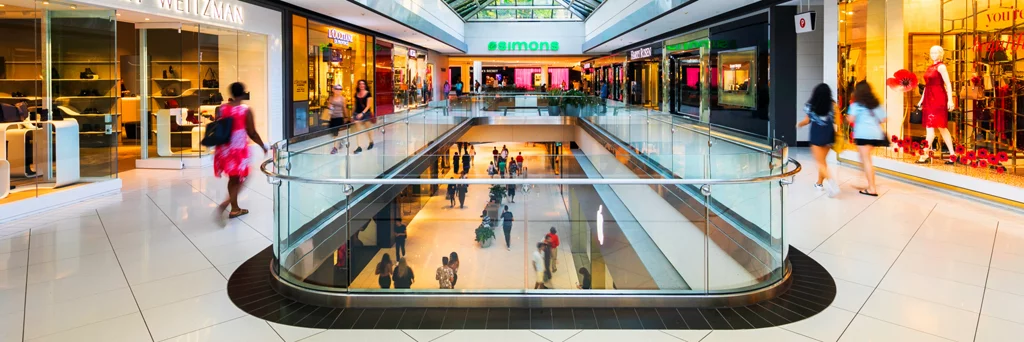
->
[[352, 80, 375, 154], [375, 253, 394, 289], [847, 81, 888, 197], [328, 85, 346, 155], [448, 252, 460, 288], [214, 82, 267, 225], [797, 83, 839, 197], [392, 258, 415, 289]]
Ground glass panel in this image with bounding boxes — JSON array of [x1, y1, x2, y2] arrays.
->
[[50, 9, 118, 181], [0, 3, 43, 203]]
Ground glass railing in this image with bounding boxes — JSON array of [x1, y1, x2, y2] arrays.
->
[[261, 95, 799, 296]]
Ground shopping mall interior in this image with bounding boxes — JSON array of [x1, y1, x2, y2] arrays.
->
[[2, 0, 1024, 341]]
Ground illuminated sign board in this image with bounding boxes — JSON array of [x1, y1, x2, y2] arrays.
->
[[327, 28, 353, 46], [124, 0, 245, 24], [487, 41, 560, 52], [630, 46, 653, 60], [666, 39, 737, 52]]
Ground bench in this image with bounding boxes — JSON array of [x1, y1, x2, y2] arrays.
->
[[499, 106, 542, 116]]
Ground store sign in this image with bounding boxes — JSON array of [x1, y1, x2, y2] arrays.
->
[[327, 28, 353, 46], [123, 0, 245, 24], [794, 11, 816, 33], [408, 49, 417, 57], [667, 39, 737, 52], [630, 47, 653, 60], [487, 41, 560, 52], [583, 63, 591, 69]]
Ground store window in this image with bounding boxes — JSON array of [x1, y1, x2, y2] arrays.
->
[[838, 0, 1024, 193], [291, 15, 373, 136]]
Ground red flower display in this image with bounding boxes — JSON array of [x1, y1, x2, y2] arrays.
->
[[911, 142, 921, 150], [955, 145, 966, 155], [966, 151, 977, 160], [887, 69, 919, 92], [989, 156, 1000, 165], [997, 151, 1009, 162], [893, 148, 900, 153], [891, 135, 900, 143], [950, 155, 959, 163], [997, 166, 1006, 173], [979, 159, 989, 168], [978, 149, 990, 159]]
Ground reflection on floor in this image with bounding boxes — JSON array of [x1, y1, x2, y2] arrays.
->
[[350, 142, 583, 290]]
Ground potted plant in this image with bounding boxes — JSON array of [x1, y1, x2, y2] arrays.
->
[[489, 184, 507, 203], [563, 89, 587, 116], [547, 89, 564, 115], [475, 223, 495, 248]]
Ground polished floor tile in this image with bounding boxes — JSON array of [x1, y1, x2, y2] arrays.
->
[[25, 313, 150, 342], [981, 289, 1024, 325], [838, 315, 953, 342], [781, 305, 857, 342], [860, 290, 977, 341], [975, 315, 1024, 342], [131, 267, 227, 310], [163, 316, 281, 342], [22, 287, 139, 340], [141, 290, 245, 341], [701, 327, 819, 342]]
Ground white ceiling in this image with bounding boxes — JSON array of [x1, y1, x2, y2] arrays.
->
[[283, 0, 462, 53], [586, 0, 762, 53]]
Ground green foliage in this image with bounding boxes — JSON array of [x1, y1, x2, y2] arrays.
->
[[475, 223, 495, 243]]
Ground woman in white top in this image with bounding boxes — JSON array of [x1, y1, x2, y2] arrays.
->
[[846, 81, 887, 197]]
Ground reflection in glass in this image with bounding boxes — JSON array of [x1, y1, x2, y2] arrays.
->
[[717, 47, 757, 109]]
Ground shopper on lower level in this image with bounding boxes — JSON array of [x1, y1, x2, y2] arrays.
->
[[501, 205, 514, 250], [507, 183, 516, 203], [457, 183, 467, 209], [546, 227, 560, 272], [577, 267, 592, 289], [393, 258, 415, 289], [533, 243, 546, 289], [447, 178, 457, 208], [375, 253, 394, 289], [448, 251, 460, 288], [393, 221, 407, 258], [436, 256, 454, 289]]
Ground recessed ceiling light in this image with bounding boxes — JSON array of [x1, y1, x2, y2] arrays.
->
[[42, 1, 49, 4], [0, 4, 5, 7], [144, 17, 150, 20], [116, 12, 120, 16], [70, 5, 76, 9]]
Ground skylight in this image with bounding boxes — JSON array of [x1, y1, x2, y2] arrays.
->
[[443, 0, 606, 22]]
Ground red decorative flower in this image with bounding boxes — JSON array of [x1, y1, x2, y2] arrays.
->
[[955, 145, 966, 155], [971, 161, 979, 168], [989, 156, 1000, 165], [887, 69, 919, 92], [997, 166, 1006, 173], [997, 151, 1009, 162], [893, 148, 900, 153], [891, 135, 899, 143], [950, 155, 959, 163], [966, 151, 977, 160], [911, 142, 921, 150], [978, 149, 990, 159]]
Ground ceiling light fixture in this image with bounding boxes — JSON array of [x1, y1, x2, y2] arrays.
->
[[144, 17, 150, 20]]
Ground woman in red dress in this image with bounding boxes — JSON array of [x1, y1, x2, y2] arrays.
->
[[916, 45, 957, 164], [214, 82, 267, 224]]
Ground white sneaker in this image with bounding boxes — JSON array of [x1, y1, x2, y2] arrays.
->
[[825, 178, 840, 197], [814, 183, 824, 191]]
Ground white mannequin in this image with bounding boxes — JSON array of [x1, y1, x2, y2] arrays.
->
[[917, 45, 957, 164]]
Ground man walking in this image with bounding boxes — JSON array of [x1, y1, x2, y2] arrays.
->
[[457, 183, 468, 209], [501, 205, 514, 251]]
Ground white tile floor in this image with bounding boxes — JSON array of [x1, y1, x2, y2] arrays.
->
[[0, 148, 1023, 341]]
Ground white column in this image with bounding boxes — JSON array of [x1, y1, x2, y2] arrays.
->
[[473, 61, 483, 92], [823, 0, 838, 100], [541, 66, 549, 88]]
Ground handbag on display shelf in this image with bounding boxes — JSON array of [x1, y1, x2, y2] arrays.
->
[[909, 107, 923, 124], [960, 85, 984, 100], [166, 66, 178, 79], [202, 67, 219, 88], [79, 68, 97, 80], [163, 99, 179, 109]]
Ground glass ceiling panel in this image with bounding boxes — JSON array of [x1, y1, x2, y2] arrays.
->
[[442, 0, 604, 21]]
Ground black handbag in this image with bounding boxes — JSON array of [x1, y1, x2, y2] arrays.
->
[[202, 68, 219, 88], [201, 115, 234, 147], [909, 107, 923, 124], [79, 68, 96, 80]]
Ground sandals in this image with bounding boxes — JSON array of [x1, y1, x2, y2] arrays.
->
[[858, 190, 879, 197], [228, 209, 249, 219]]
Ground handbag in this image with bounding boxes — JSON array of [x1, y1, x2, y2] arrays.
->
[[960, 85, 983, 100], [909, 107, 923, 124], [201, 115, 234, 147], [202, 68, 219, 88]]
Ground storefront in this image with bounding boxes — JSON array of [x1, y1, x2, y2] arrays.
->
[[835, 0, 1024, 205], [290, 15, 373, 136], [592, 55, 627, 101], [627, 43, 663, 110], [0, 0, 282, 216], [387, 43, 428, 112]]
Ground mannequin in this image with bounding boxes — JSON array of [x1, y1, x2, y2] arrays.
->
[[916, 45, 957, 164]]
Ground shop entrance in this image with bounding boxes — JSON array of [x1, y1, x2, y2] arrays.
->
[[669, 49, 707, 120], [627, 60, 661, 110]]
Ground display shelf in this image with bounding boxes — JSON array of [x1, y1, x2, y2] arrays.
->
[[52, 61, 116, 64], [55, 96, 116, 99], [151, 61, 219, 64], [0, 79, 42, 82], [52, 79, 117, 82], [0, 97, 42, 101], [152, 78, 191, 82], [151, 95, 186, 99]]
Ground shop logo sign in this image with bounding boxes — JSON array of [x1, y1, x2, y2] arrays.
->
[[487, 41, 560, 52], [328, 29, 353, 46], [126, 0, 244, 24], [985, 8, 1024, 27], [630, 47, 652, 60]]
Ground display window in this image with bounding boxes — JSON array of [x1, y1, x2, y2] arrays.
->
[[0, 0, 279, 207], [837, 0, 1024, 203], [392, 45, 409, 112], [290, 16, 373, 136]]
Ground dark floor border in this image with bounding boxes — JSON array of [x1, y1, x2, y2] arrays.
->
[[227, 247, 835, 330]]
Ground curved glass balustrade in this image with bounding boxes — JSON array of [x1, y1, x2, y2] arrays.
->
[[262, 96, 798, 296]]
